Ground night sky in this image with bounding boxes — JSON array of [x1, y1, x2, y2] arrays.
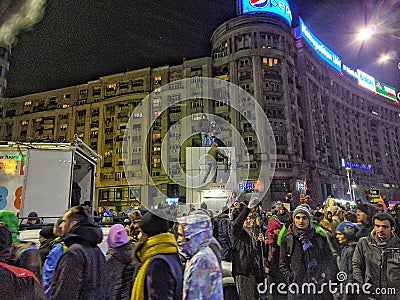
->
[[2, 0, 400, 98]]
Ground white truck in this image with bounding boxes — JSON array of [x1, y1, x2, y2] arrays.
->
[[0, 137, 100, 222]]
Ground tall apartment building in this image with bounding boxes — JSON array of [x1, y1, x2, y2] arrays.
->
[[1, 2, 399, 211]]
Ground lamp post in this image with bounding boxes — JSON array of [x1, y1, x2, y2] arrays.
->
[[345, 166, 354, 202]]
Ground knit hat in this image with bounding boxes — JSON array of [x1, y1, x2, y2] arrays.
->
[[336, 221, 360, 242], [107, 224, 129, 248], [139, 210, 170, 237], [293, 204, 312, 220], [39, 226, 55, 239], [357, 203, 378, 217]]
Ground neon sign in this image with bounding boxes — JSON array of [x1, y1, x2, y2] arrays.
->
[[297, 18, 342, 72], [238, 0, 293, 25]]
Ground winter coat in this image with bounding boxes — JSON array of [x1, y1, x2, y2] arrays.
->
[[105, 242, 135, 300], [39, 238, 53, 265], [352, 231, 400, 299], [49, 220, 107, 300], [279, 225, 339, 300], [43, 238, 65, 297], [214, 213, 233, 261], [232, 206, 259, 277], [0, 261, 46, 300], [339, 242, 357, 281], [179, 214, 223, 300]]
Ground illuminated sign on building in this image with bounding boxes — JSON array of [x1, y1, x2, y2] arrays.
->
[[375, 80, 397, 101], [237, 0, 293, 25], [342, 64, 358, 80], [297, 18, 342, 72], [357, 69, 376, 92], [341, 158, 372, 171]]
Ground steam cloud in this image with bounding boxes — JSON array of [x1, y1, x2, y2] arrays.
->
[[0, 0, 47, 47]]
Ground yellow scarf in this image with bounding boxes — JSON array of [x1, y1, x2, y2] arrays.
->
[[131, 232, 178, 300]]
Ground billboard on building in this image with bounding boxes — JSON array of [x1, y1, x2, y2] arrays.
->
[[237, 0, 293, 25]]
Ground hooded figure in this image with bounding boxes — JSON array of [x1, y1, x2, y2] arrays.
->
[[49, 206, 107, 300], [0, 210, 19, 243], [105, 224, 135, 300], [178, 214, 223, 300]]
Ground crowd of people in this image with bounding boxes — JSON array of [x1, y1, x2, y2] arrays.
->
[[0, 194, 399, 300]]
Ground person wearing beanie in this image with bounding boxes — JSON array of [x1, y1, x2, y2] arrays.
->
[[356, 202, 378, 238], [132, 210, 183, 300], [27, 211, 42, 228], [105, 224, 135, 300], [178, 214, 223, 300], [39, 226, 56, 265], [335, 221, 360, 287], [279, 204, 339, 299], [264, 218, 285, 299]]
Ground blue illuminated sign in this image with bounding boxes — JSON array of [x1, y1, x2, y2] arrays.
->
[[342, 64, 358, 80], [297, 18, 342, 72], [238, 0, 293, 25], [341, 158, 372, 171], [238, 182, 254, 191]]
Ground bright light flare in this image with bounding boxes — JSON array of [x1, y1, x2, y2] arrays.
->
[[357, 25, 376, 40], [379, 54, 390, 62]]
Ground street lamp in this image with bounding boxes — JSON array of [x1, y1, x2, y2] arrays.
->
[[345, 166, 354, 202]]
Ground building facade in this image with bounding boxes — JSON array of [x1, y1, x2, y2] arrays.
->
[[1, 9, 399, 211]]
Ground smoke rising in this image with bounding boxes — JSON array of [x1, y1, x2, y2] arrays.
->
[[0, 0, 47, 47]]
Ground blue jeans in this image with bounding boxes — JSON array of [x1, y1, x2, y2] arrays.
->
[[202, 160, 217, 183]]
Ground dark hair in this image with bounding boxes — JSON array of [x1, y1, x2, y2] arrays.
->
[[66, 206, 89, 223], [344, 211, 357, 223], [372, 212, 395, 228]]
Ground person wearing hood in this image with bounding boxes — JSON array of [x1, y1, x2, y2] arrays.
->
[[279, 204, 339, 300], [178, 213, 223, 300], [356, 203, 378, 239], [352, 212, 400, 300], [49, 206, 107, 300], [105, 224, 135, 300], [132, 210, 183, 300], [0, 222, 46, 299]]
